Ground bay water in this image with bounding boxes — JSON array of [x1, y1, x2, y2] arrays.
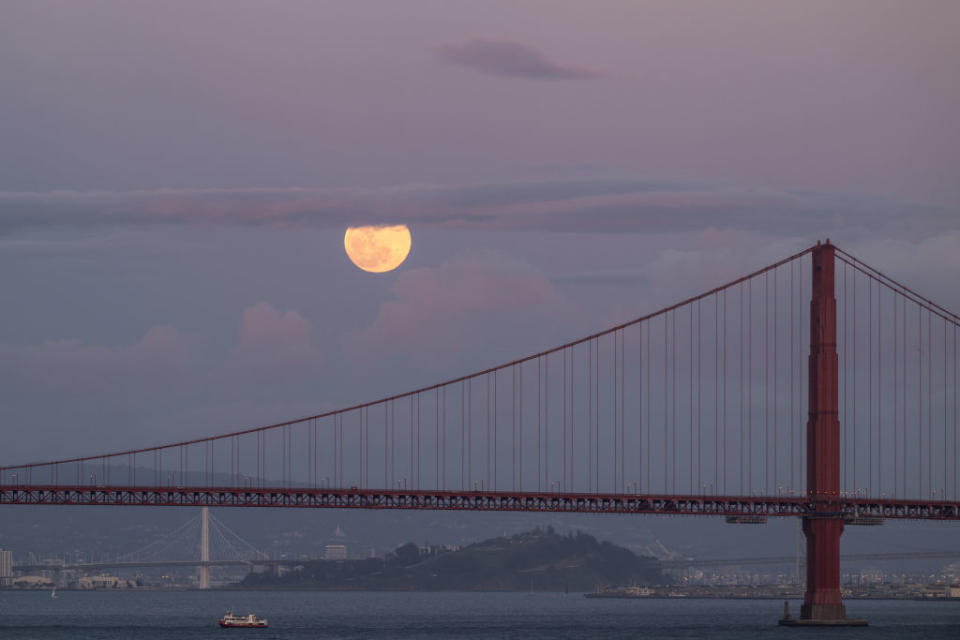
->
[[0, 590, 957, 639]]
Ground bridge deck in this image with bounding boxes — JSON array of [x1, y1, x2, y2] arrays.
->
[[2, 485, 958, 520]]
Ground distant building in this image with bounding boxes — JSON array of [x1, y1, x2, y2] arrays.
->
[[418, 544, 459, 557], [323, 545, 348, 560], [12, 575, 54, 588], [77, 574, 130, 589], [0, 549, 11, 586], [322, 524, 351, 560]]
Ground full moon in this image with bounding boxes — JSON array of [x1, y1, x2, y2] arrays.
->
[[343, 225, 412, 273]]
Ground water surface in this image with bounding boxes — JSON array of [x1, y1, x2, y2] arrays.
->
[[0, 591, 957, 639]]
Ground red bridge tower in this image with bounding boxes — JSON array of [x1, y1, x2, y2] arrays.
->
[[783, 241, 866, 626]]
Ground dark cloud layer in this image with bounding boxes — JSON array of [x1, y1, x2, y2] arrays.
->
[[1, 179, 955, 242], [437, 37, 601, 80]]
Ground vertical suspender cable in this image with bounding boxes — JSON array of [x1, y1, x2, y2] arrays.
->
[[894, 295, 898, 497], [723, 290, 727, 495], [737, 282, 744, 495], [468, 380, 472, 488], [715, 295, 719, 493], [513, 366, 517, 491], [646, 323, 651, 492], [790, 260, 795, 492], [853, 269, 856, 493], [385, 403, 390, 489], [699, 298, 703, 492], [917, 305, 923, 500], [672, 313, 677, 494], [613, 332, 618, 492], [764, 273, 769, 494], [773, 269, 778, 493], [639, 325, 643, 493], [417, 392, 422, 490], [410, 396, 415, 490], [437, 389, 441, 490], [517, 364, 523, 491], [365, 409, 369, 490], [801, 257, 807, 490], [903, 299, 907, 498]]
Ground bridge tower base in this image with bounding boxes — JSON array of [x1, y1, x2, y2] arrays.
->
[[779, 518, 865, 626], [199, 506, 210, 589]]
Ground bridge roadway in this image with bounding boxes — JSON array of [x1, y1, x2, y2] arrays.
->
[[2, 485, 959, 520], [13, 551, 960, 574]]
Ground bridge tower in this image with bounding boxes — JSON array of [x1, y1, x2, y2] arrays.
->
[[783, 241, 865, 626], [199, 506, 210, 589]]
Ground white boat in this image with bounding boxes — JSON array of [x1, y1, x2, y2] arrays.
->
[[218, 611, 268, 628], [50, 587, 57, 599]]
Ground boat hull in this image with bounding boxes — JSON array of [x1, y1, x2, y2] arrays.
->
[[219, 621, 268, 628]]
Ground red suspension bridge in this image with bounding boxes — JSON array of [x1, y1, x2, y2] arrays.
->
[[2, 241, 959, 624]]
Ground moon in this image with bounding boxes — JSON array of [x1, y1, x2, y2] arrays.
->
[[343, 225, 412, 273]]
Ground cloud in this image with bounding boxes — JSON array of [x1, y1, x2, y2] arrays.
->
[[0, 178, 956, 243], [344, 255, 578, 368], [0, 303, 324, 394], [0, 325, 192, 392], [437, 37, 601, 80], [226, 302, 322, 375]]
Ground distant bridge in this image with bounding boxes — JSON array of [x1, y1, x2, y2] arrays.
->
[[14, 550, 960, 574], [12, 558, 306, 573]]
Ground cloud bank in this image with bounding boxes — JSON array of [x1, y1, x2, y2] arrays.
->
[[1, 178, 955, 242], [0, 302, 322, 394], [344, 254, 577, 368], [437, 37, 601, 80], [227, 302, 323, 376]]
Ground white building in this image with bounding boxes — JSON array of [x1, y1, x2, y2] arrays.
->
[[323, 545, 348, 560], [0, 549, 12, 586], [12, 575, 54, 588], [77, 574, 130, 589]]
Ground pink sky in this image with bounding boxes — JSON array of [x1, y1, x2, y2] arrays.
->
[[1, 1, 958, 462], [1, 1, 958, 204]]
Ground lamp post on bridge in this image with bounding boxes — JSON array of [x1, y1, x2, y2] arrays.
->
[[780, 240, 866, 627]]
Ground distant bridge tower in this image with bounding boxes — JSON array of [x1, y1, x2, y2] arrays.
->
[[199, 506, 210, 589]]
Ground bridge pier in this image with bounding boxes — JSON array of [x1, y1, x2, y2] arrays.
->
[[781, 241, 865, 627], [798, 517, 847, 621], [199, 506, 210, 589]]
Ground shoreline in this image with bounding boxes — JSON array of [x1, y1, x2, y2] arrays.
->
[[2, 586, 956, 601]]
